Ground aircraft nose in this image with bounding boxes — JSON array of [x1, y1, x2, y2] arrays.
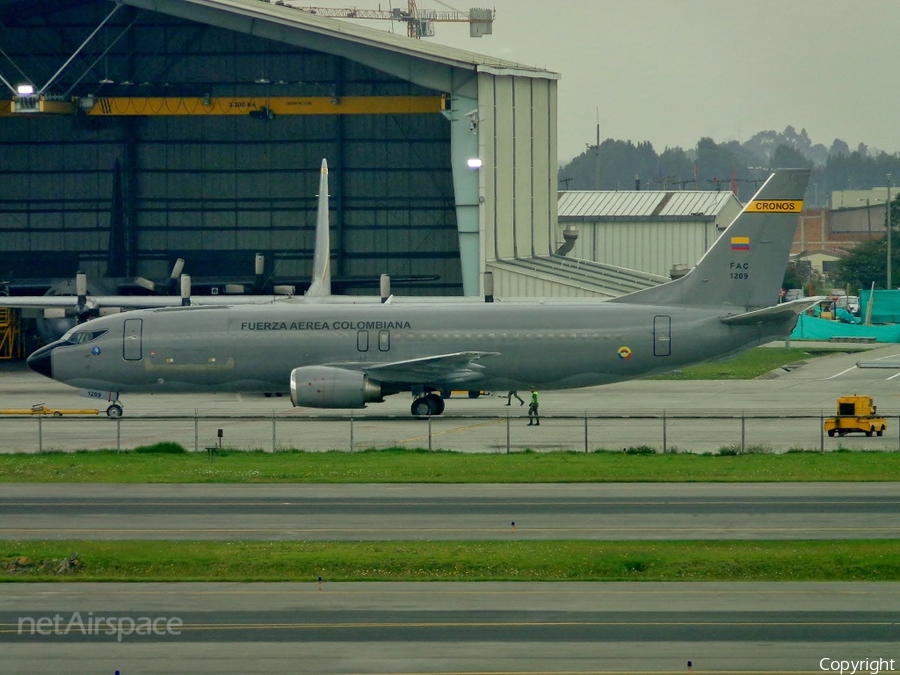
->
[[26, 343, 55, 379]]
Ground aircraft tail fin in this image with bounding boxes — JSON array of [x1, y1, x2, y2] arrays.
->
[[610, 168, 810, 310], [306, 158, 332, 297]]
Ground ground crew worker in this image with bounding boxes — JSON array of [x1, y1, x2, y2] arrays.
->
[[527, 387, 540, 426], [506, 391, 524, 406]]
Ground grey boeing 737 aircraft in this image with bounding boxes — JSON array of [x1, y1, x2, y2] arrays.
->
[[28, 168, 811, 418]]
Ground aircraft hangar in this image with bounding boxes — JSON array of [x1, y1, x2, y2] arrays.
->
[[0, 0, 561, 298]]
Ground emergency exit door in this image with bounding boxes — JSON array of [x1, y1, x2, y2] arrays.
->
[[653, 315, 671, 356]]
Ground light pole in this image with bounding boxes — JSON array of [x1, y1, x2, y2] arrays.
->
[[888, 174, 893, 290]]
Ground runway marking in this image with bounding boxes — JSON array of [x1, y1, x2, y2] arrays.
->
[[823, 365, 858, 379], [3, 618, 894, 633], [7, 587, 893, 599], [2, 526, 898, 534], [3, 499, 898, 507], [399, 418, 506, 443]]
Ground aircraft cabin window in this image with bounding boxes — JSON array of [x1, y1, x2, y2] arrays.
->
[[70, 329, 108, 344]]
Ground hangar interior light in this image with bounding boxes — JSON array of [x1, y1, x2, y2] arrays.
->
[[467, 158, 483, 170]]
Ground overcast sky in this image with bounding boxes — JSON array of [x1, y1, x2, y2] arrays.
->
[[306, 0, 900, 163]]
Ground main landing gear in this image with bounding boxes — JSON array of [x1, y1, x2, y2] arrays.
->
[[410, 393, 445, 417], [106, 402, 124, 418]]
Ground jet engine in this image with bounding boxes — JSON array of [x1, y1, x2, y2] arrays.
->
[[290, 366, 383, 409]]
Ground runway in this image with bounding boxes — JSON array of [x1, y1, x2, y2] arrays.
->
[[2, 482, 900, 540], [2, 582, 898, 674]]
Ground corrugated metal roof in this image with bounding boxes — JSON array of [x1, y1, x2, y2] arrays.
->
[[558, 190, 737, 219], [120, 0, 559, 79]]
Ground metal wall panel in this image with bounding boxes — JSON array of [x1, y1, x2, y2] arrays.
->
[[487, 266, 599, 299], [570, 220, 722, 278], [479, 73, 557, 266]]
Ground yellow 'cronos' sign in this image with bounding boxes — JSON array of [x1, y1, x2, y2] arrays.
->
[[745, 200, 803, 212]]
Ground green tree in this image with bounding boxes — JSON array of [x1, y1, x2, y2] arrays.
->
[[771, 144, 812, 169], [782, 260, 807, 290]]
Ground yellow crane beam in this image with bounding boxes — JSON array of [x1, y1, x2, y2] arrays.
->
[[0, 95, 448, 117]]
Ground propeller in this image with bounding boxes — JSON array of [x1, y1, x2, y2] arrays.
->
[[134, 258, 185, 294]]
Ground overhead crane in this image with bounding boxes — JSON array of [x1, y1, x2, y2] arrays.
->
[[1, 94, 448, 117], [268, 0, 494, 39]]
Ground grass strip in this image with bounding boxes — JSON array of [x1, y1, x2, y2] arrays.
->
[[646, 347, 858, 380], [3, 540, 898, 582], [2, 448, 899, 483]]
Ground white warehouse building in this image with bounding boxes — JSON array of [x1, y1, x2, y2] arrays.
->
[[556, 189, 742, 279]]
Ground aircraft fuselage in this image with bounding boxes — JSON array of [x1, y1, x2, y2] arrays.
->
[[35, 300, 793, 396]]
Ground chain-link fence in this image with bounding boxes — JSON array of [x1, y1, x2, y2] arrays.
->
[[5, 410, 900, 454]]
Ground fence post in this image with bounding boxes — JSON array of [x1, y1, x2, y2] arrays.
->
[[350, 411, 354, 452], [584, 412, 588, 453], [506, 411, 510, 454], [272, 412, 276, 453], [820, 409, 825, 453], [740, 412, 746, 454], [116, 417, 121, 452], [662, 410, 667, 454], [428, 414, 433, 452], [194, 410, 199, 453], [37, 415, 42, 453]]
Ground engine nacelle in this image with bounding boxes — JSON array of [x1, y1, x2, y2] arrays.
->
[[290, 366, 383, 409]]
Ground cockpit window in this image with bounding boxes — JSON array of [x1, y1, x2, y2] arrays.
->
[[69, 329, 108, 344]]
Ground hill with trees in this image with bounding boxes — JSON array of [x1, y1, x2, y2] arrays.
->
[[559, 126, 900, 207]]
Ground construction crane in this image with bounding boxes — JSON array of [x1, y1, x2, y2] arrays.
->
[[268, 1, 494, 38]]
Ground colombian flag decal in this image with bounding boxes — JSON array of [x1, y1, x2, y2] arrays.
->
[[731, 236, 750, 251], [617, 346, 632, 360]]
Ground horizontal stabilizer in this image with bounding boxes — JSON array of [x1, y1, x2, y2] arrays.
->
[[719, 297, 825, 326]]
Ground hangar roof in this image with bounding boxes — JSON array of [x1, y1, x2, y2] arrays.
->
[[103, 0, 559, 79], [557, 190, 739, 221]]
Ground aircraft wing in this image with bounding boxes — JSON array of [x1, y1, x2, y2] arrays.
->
[[719, 297, 826, 326], [327, 351, 501, 385]]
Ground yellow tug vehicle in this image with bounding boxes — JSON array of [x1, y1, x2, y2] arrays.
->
[[824, 395, 887, 437]]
